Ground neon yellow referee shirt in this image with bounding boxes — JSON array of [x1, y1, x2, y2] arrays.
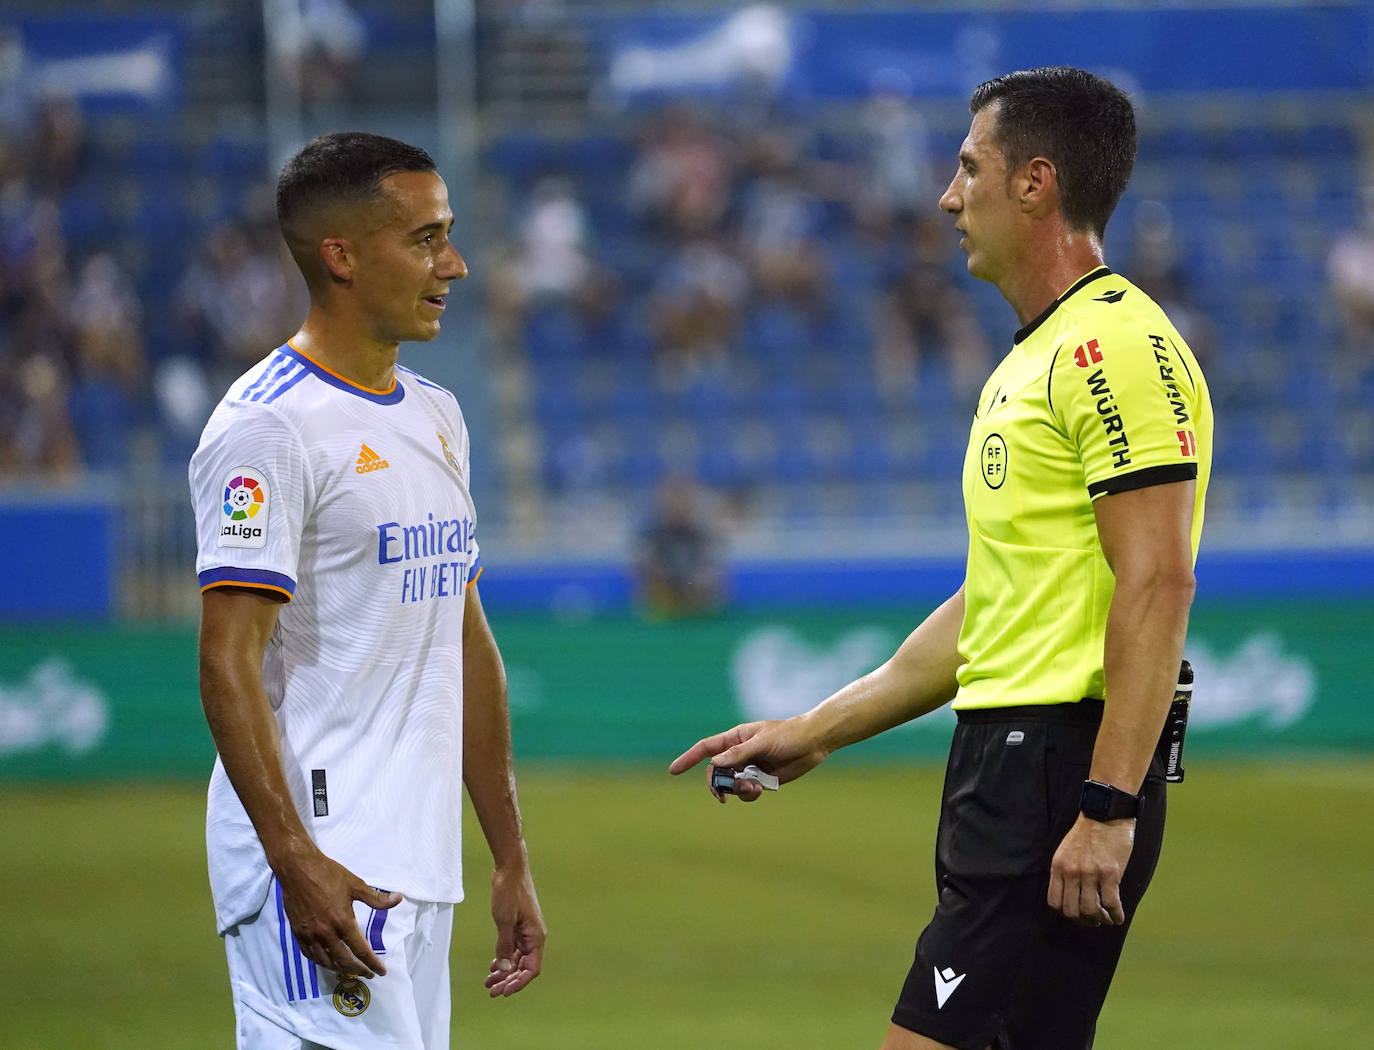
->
[[954, 267, 1213, 710]]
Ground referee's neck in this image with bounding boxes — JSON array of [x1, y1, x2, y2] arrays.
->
[[1000, 228, 1105, 327]]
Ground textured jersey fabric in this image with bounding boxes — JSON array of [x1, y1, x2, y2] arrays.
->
[[955, 268, 1213, 711], [191, 341, 481, 932]]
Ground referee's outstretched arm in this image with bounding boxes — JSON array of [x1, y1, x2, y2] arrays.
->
[[669, 586, 967, 801]]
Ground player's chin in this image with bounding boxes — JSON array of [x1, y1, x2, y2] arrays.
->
[[407, 318, 444, 342]]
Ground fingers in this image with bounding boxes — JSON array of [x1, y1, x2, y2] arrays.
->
[[1048, 868, 1123, 927], [484, 946, 543, 997], [1098, 877, 1126, 926], [295, 923, 383, 979], [340, 919, 389, 977], [485, 916, 545, 998], [669, 723, 761, 775], [358, 885, 403, 910]]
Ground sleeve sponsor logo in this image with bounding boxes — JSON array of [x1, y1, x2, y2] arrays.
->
[[1073, 338, 1103, 368], [1149, 334, 1190, 425], [1177, 429, 1197, 457], [1085, 369, 1132, 469], [218, 467, 270, 548]]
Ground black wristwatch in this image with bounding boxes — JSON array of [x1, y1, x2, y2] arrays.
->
[[1080, 779, 1143, 822]]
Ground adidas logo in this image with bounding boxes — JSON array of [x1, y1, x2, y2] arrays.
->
[[355, 444, 390, 474]]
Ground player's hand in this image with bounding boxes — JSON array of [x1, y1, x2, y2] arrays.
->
[[1047, 814, 1136, 927], [669, 717, 830, 802], [485, 863, 545, 998], [274, 847, 402, 979]]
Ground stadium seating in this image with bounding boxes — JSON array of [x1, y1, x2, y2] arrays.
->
[[10, 3, 1365, 537]]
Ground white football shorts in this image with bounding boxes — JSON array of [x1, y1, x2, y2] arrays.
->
[[223, 877, 454, 1050]]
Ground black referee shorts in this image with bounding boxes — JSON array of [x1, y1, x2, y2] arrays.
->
[[891, 700, 1167, 1050]]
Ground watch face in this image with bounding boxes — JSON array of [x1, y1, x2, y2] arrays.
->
[[1081, 779, 1138, 821], [1081, 780, 1113, 818]]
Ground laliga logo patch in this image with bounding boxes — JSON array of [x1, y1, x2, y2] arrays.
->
[[218, 467, 270, 549], [333, 975, 371, 1016]]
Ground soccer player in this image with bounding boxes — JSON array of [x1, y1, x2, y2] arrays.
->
[[671, 67, 1211, 1050], [191, 131, 544, 1050]]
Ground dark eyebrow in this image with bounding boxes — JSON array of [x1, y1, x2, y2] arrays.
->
[[408, 218, 453, 238]]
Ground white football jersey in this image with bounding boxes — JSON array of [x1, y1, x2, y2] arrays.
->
[[190, 342, 481, 934]]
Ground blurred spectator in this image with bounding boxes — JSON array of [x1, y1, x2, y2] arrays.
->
[[1328, 185, 1374, 358], [737, 127, 827, 306], [488, 174, 599, 341], [857, 67, 935, 219], [0, 348, 81, 478], [877, 216, 990, 399], [1130, 199, 1216, 361], [269, 0, 368, 116], [633, 474, 725, 619], [176, 216, 303, 391], [627, 106, 734, 237], [650, 237, 748, 387], [31, 94, 85, 196], [67, 253, 146, 471], [0, 25, 37, 144]]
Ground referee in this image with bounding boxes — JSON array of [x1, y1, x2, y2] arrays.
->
[[671, 67, 1212, 1049]]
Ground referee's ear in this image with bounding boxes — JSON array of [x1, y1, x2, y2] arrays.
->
[[1018, 155, 1059, 216]]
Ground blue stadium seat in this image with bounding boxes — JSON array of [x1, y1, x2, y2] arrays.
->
[[744, 302, 814, 364], [522, 303, 586, 362]]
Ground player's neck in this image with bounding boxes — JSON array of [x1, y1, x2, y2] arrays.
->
[[290, 307, 399, 392], [998, 227, 1105, 328]]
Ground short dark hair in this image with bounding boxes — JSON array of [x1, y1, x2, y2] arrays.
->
[[276, 131, 435, 238], [970, 67, 1136, 239]]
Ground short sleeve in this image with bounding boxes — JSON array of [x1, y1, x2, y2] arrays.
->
[[1053, 330, 1201, 500], [189, 401, 313, 600]]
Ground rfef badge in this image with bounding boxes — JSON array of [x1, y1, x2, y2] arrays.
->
[[218, 467, 270, 549]]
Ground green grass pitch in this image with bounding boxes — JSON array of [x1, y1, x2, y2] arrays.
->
[[3, 759, 1372, 1048]]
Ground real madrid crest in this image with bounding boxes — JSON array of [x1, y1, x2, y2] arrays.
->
[[436, 431, 461, 473], [333, 975, 371, 1016]]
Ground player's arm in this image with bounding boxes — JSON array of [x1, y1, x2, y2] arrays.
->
[[670, 585, 966, 800], [199, 586, 399, 977], [1048, 480, 1195, 925], [461, 581, 545, 997]]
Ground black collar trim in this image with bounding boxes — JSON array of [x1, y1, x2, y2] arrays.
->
[[1013, 267, 1113, 345]]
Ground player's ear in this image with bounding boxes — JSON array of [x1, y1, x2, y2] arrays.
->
[[1019, 156, 1058, 215], [318, 237, 355, 284]]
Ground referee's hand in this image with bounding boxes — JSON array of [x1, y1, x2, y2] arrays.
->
[[669, 717, 829, 803], [1047, 815, 1136, 926], [275, 847, 402, 979]]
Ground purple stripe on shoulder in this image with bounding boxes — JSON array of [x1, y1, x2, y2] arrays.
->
[[260, 366, 310, 404], [250, 362, 304, 403], [241, 354, 293, 402], [275, 879, 294, 1003], [309, 959, 319, 999]]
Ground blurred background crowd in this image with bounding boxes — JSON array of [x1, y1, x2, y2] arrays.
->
[[1, 0, 1371, 619]]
